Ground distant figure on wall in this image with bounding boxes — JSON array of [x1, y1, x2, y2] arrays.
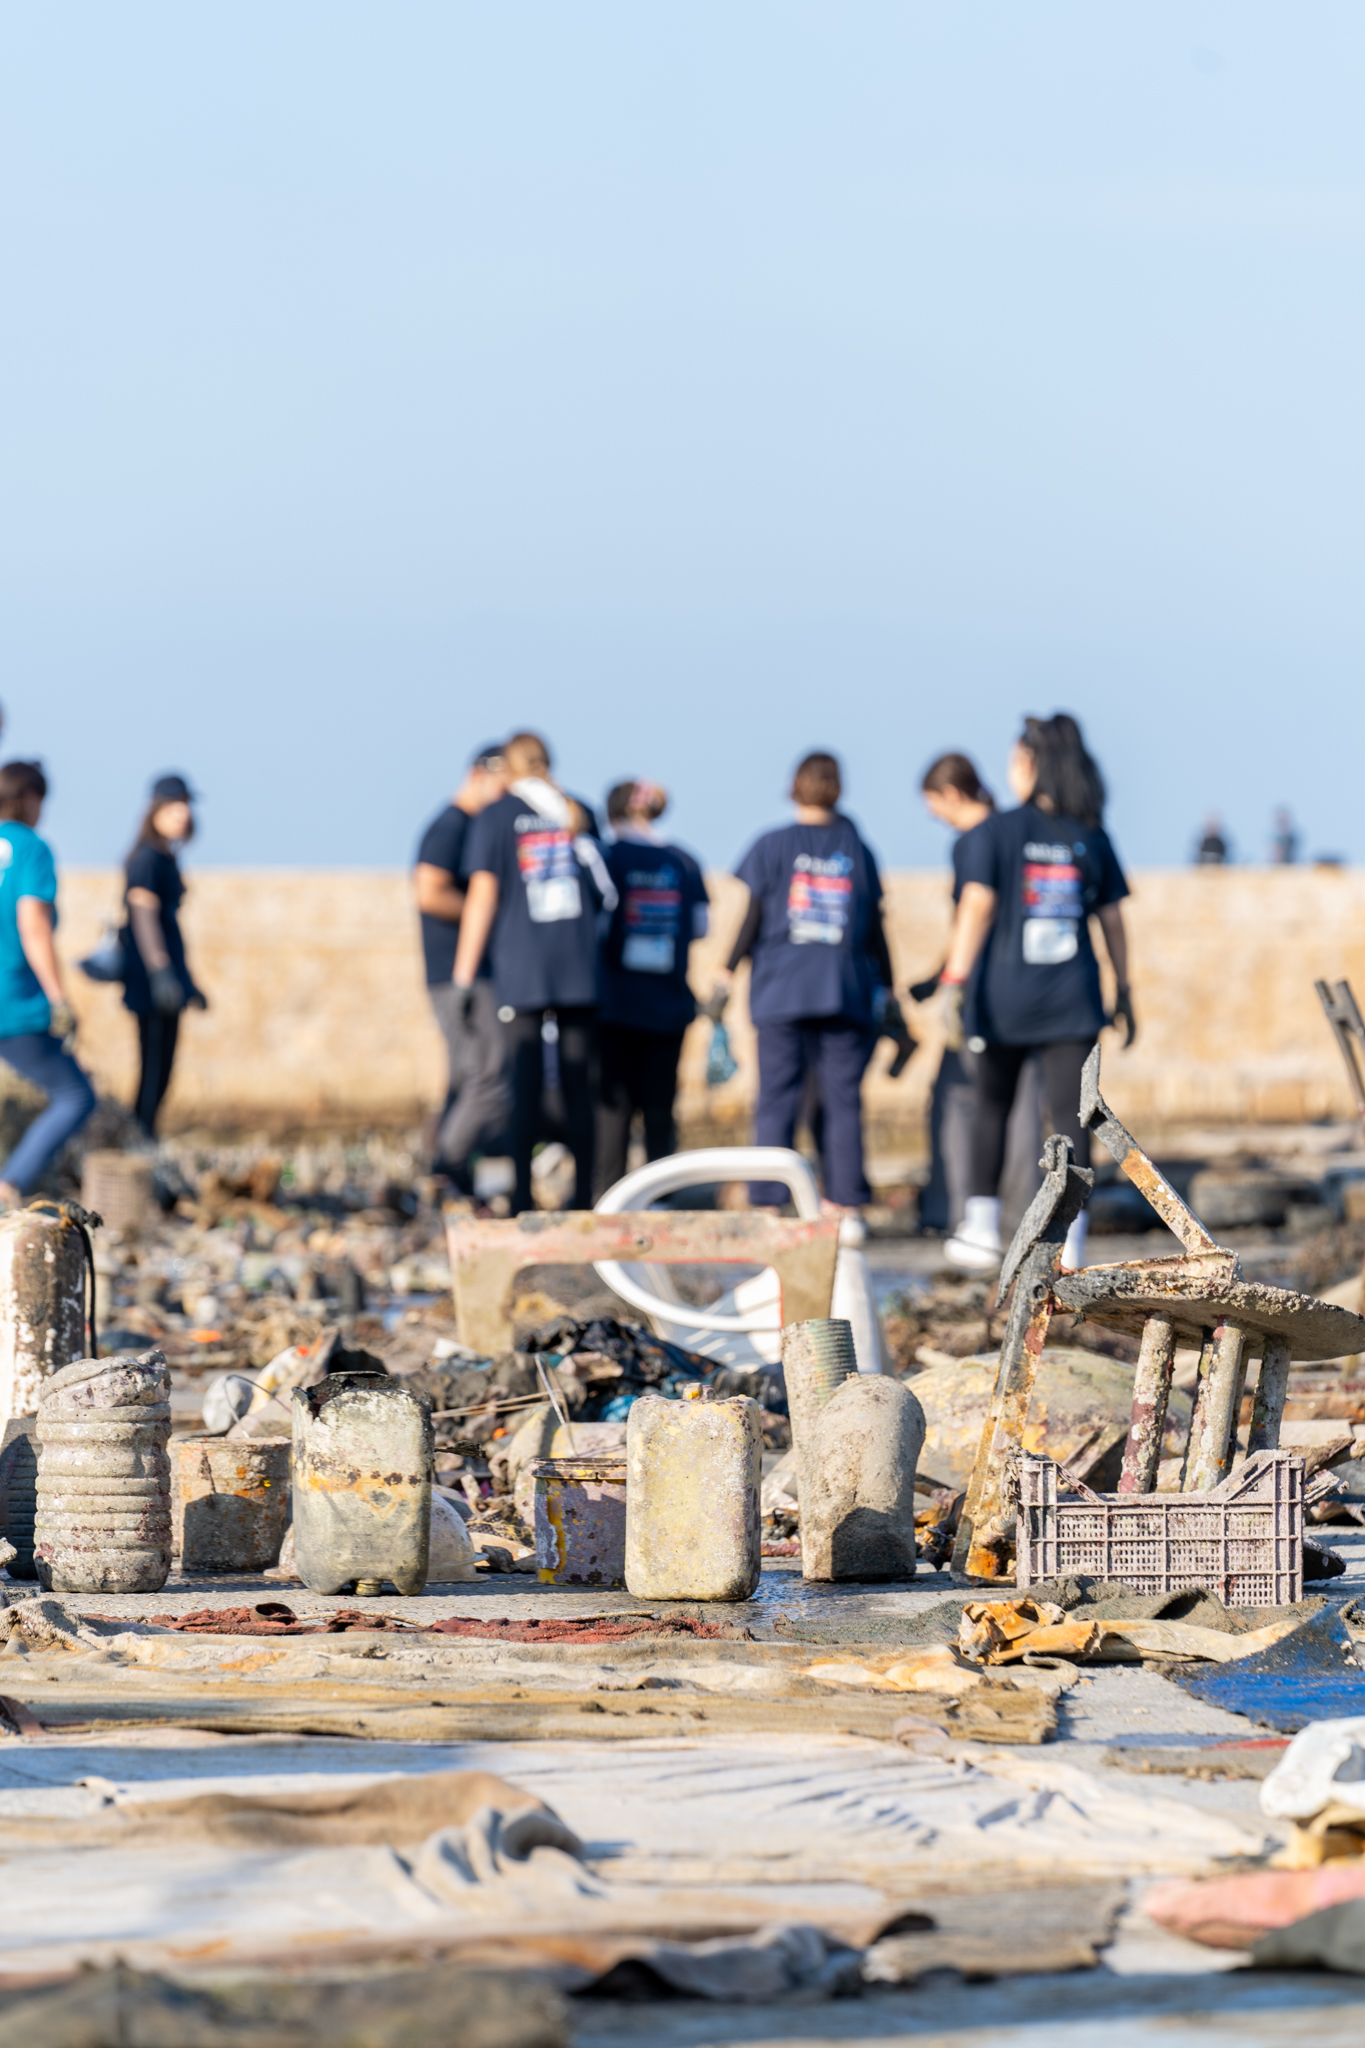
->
[[1194, 814, 1229, 866], [1268, 808, 1299, 866], [121, 774, 208, 1138]]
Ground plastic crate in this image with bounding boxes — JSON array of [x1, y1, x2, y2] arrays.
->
[[1015, 1449, 1303, 1607]]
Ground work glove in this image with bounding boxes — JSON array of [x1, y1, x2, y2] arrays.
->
[[1111, 985, 1136, 1048], [48, 1000, 76, 1047], [908, 970, 942, 1004], [874, 991, 918, 1079], [935, 980, 965, 1052], [150, 967, 187, 1014], [700, 982, 729, 1025], [453, 981, 477, 1027]]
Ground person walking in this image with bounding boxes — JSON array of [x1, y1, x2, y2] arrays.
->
[[0, 760, 96, 1202], [937, 714, 1133, 1274], [713, 751, 894, 1213], [915, 753, 1044, 1241], [453, 732, 615, 1214], [596, 779, 709, 1192], [413, 743, 510, 1194], [121, 774, 207, 1138]]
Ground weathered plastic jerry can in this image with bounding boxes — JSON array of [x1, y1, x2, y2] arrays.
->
[[291, 1373, 432, 1595], [34, 1351, 172, 1594], [625, 1391, 761, 1601], [533, 1457, 627, 1586], [0, 1203, 92, 1430]]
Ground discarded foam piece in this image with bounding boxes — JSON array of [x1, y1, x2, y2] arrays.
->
[[291, 1372, 433, 1596], [625, 1393, 761, 1601], [800, 1373, 923, 1582], [533, 1457, 627, 1587], [34, 1350, 172, 1594], [781, 1318, 856, 1507], [172, 1435, 290, 1571], [429, 1492, 480, 1582], [0, 1204, 90, 1430]]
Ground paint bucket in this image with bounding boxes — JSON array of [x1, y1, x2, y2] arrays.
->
[[624, 1393, 761, 1602], [291, 1373, 432, 1596], [532, 1458, 627, 1586], [173, 1435, 291, 1572]]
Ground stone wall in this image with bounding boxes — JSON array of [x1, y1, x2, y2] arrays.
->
[[50, 866, 1365, 1147]]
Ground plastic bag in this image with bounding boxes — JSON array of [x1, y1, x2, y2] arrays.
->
[[79, 919, 125, 984], [706, 1019, 738, 1086]]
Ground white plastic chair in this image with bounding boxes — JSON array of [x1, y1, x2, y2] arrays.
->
[[593, 1146, 886, 1374]]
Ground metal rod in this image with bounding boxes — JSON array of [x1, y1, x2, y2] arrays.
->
[[1184, 1319, 1246, 1493], [1118, 1313, 1176, 1494], [952, 1238, 1056, 1582], [1248, 1334, 1292, 1452]]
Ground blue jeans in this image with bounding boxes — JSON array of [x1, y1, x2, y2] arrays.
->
[[753, 1015, 876, 1209], [0, 1034, 97, 1194]]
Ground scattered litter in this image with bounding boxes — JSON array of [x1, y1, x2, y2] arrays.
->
[[1172, 1606, 1365, 1731]]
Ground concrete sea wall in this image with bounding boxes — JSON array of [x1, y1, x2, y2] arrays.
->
[[49, 866, 1365, 1148]]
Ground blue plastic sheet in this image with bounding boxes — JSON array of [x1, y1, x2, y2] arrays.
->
[[1173, 1607, 1365, 1732]]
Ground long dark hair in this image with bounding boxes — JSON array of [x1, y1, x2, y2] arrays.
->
[[1021, 714, 1105, 829], [128, 800, 195, 864]]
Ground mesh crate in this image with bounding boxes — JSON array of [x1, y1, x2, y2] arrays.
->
[[1016, 1449, 1303, 1607]]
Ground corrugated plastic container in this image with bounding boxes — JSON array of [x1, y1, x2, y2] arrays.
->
[[1016, 1449, 1303, 1607]]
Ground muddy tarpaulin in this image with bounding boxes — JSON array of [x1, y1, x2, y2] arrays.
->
[[1171, 1608, 1365, 1732]]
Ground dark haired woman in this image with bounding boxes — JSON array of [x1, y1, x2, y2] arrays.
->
[[938, 714, 1133, 1273], [0, 760, 96, 1202], [596, 779, 709, 1193], [715, 751, 894, 1212], [122, 774, 207, 1138], [454, 733, 615, 1213]]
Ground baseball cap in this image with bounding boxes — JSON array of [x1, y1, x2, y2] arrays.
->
[[471, 743, 506, 770]]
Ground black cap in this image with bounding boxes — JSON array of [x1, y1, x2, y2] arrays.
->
[[470, 743, 506, 769], [150, 773, 197, 804]]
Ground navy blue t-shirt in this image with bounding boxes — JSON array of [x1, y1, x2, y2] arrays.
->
[[464, 793, 604, 1011], [416, 803, 491, 986], [599, 839, 708, 1033], [122, 844, 189, 1016], [957, 803, 1129, 1046], [734, 818, 882, 1026]]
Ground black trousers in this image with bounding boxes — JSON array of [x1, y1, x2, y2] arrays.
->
[[596, 1024, 686, 1195], [502, 1006, 598, 1214], [967, 1038, 1094, 1199], [135, 1011, 180, 1138]]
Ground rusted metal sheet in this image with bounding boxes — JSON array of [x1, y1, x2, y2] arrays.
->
[[292, 1373, 432, 1597], [173, 1436, 290, 1572], [952, 1135, 1092, 1584], [1053, 1267, 1365, 1361], [533, 1457, 627, 1587], [1079, 1047, 1225, 1256], [1249, 1335, 1293, 1453], [1118, 1313, 1176, 1495], [447, 1211, 841, 1357]]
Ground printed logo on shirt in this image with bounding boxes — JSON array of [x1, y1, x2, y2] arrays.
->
[[0, 843, 12, 870], [1021, 841, 1083, 966], [621, 865, 681, 974], [787, 852, 853, 946], [515, 821, 582, 924]]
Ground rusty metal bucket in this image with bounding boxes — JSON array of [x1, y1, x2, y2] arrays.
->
[[173, 1436, 291, 1572], [532, 1457, 627, 1587], [291, 1373, 432, 1596]]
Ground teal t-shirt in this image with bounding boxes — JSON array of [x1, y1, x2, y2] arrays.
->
[[0, 824, 56, 1037]]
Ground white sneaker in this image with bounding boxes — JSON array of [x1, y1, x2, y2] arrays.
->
[[944, 1196, 1002, 1273]]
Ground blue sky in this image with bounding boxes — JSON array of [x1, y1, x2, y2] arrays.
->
[[2, 4, 1363, 872]]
